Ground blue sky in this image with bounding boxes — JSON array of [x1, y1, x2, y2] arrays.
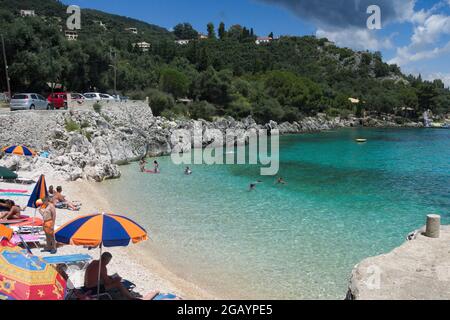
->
[[62, 0, 450, 86]]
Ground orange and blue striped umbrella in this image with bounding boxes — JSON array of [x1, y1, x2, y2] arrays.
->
[[55, 213, 148, 247], [2, 145, 36, 157], [27, 175, 48, 209]]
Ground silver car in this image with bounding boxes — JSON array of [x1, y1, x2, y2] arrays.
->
[[10, 93, 50, 111]]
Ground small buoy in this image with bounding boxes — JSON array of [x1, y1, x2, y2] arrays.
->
[[356, 139, 367, 143]]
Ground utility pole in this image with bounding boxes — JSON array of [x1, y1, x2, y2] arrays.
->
[[1, 34, 11, 100]]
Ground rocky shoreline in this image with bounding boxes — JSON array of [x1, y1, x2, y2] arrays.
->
[[0, 101, 423, 182]]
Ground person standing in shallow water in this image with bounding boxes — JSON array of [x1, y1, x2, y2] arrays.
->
[[139, 159, 147, 172], [153, 160, 160, 173]]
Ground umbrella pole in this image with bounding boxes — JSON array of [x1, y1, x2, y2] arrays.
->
[[33, 208, 36, 235], [97, 244, 103, 298]]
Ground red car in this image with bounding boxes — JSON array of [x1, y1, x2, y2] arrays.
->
[[47, 92, 85, 110]]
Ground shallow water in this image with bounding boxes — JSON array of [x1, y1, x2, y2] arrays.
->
[[96, 128, 450, 299]]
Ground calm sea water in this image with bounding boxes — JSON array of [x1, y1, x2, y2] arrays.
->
[[96, 128, 450, 299]]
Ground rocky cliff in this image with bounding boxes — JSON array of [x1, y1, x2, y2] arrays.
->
[[0, 101, 422, 182]]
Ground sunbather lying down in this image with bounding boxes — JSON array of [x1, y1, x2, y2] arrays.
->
[[0, 200, 22, 220]]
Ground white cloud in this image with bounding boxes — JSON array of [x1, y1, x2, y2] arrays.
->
[[389, 41, 450, 66], [410, 14, 450, 47], [316, 28, 394, 51]]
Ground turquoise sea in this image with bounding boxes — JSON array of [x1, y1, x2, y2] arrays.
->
[[96, 128, 450, 299]]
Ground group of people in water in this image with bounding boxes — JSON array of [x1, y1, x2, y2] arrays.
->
[[138, 157, 287, 192], [139, 158, 194, 176], [249, 177, 286, 191], [139, 159, 160, 174]]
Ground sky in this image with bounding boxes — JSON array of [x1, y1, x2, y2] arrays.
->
[[62, 0, 450, 87]]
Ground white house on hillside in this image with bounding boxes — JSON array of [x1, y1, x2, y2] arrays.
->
[[133, 42, 151, 52], [175, 39, 190, 45], [255, 37, 273, 45], [65, 30, 78, 41], [20, 10, 36, 17]]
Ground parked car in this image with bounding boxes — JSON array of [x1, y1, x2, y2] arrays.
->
[[83, 93, 116, 102], [83, 92, 101, 101], [10, 93, 50, 111], [47, 92, 85, 109]]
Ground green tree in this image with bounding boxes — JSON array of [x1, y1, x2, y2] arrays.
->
[[159, 68, 190, 98], [173, 23, 198, 40], [218, 22, 226, 40], [207, 22, 216, 39]]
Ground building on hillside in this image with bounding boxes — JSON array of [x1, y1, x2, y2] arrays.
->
[[125, 27, 138, 34], [65, 30, 78, 41], [20, 10, 36, 17], [175, 39, 190, 45], [255, 37, 272, 45], [133, 42, 151, 52], [176, 98, 193, 105], [198, 33, 208, 40], [348, 98, 360, 104]]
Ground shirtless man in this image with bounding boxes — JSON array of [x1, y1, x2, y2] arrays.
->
[[38, 197, 57, 254], [53, 186, 79, 211], [84, 252, 137, 300], [0, 200, 21, 220]]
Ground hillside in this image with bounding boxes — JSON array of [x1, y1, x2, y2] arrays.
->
[[0, 0, 449, 124]]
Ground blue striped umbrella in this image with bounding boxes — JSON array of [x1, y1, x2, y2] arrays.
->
[[27, 175, 48, 209]]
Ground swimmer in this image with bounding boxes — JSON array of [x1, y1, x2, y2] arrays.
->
[[184, 167, 192, 175], [276, 177, 286, 185], [249, 180, 263, 191]]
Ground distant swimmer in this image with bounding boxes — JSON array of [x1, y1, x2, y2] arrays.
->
[[249, 180, 263, 191], [276, 177, 286, 185], [184, 167, 192, 175]]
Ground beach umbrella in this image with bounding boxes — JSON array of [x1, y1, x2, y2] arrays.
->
[[27, 175, 48, 230], [0, 245, 66, 300], [27, 175, 48, 209], [27, 175, 48, 232], [55, 213, 148, 297], [2, 145, 36, 157], [0, 166, 18, 180]]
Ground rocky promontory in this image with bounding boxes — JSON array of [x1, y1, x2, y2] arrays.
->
[[347, 225, 450, 300], [0, 101, 423, 182]]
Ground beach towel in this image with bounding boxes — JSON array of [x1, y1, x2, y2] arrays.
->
[[0, 189, 28, 193]]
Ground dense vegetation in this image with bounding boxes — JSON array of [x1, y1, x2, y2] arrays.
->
[[0, 0, 449, 123]]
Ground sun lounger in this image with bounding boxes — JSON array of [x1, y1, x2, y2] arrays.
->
[[11, 234, 45, 247], [42, 254, 93, 267], [0, 177, 36, 185]]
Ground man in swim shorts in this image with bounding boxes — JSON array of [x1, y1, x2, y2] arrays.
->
[[39, 197, 57, 254]]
